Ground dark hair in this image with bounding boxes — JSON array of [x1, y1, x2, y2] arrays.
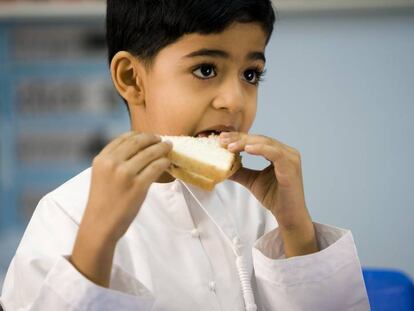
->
[[106, 0, 276, 67]]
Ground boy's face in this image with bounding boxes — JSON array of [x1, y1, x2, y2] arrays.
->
[[129, 22, 268, 136]]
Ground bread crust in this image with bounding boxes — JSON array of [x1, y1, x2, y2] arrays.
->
[[167, 153, 242, 191], [168, 150, 236, 181], [227, 153, 242, 178], [167, 166, 216, 191]]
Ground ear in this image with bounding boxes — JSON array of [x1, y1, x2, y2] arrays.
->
[[110, 51, 146, 107]]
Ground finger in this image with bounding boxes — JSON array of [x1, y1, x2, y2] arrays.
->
[[232, 133, 299, 164], [244, 143, 285, 163], [134, 156, 172, 190], [112, 133, 162, 161], [222, 132, 273, 153], [219, 131, 244, 148], [100, 131, 140, 155], [244, 143, 297, 184], [125, 141, 173, 174]]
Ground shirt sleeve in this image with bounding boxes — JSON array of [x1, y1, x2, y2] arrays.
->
[[0, 195, 155, 311], [252, 218, 371, 311]]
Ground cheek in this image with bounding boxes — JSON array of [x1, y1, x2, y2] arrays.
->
[[147, 67, 204, 106], [145, 89, 205, 134], [240, 92, 257, 132], [148, 74, 211, 116]]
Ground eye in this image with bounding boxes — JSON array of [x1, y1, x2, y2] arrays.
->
[[243, 68, 266, 85], [193, 64, 217, 79]]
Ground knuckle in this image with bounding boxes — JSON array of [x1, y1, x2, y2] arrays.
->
[[288, 149, 302, 172], [291, 148, 301, 162], [131, 139, 144, 150], [292, 147, 301, 157], [153, 158, 169, 171], [146, 148, 159, 159], [129, 136, 141, 147], [138, 132, 149, 140], [274, 149, 284, 159], [94, 156, 117, 170], [130, 134, 150, 150], [115, 165, 133, 179], [92, 154, 101, 165], [141, 132, 160, 142], [153, 158, 165, 169], [161, 157, 171, 166], [104, 159, 117, 171]]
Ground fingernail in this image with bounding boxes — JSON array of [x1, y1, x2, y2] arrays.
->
[[228, 142, 238, 150]]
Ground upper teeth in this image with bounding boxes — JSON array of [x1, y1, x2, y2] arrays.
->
[[196, 130, 221, 137]]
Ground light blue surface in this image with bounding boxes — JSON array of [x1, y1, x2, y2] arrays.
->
[[245, 11, 414, 278]]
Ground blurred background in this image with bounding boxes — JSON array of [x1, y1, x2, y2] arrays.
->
[[0, 0, 413, 292]]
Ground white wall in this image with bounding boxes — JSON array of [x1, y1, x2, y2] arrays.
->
[[245, 9, 414, 278]]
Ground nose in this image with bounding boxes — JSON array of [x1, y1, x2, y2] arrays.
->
[[212, 77, 245, 113]]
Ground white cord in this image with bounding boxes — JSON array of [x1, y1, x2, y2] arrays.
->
[[180, 181, 258, 311], [234, 241, 257, 311]]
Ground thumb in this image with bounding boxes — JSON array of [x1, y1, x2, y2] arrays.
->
[[228, 166, 259, 190]]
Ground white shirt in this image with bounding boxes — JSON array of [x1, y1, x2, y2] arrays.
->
[[0, 168, 370, 310]]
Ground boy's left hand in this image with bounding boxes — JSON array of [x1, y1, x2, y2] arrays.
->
[[220, 131, 319, 257]]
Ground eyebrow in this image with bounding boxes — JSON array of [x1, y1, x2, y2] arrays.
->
[[183, 48, 266, 63]]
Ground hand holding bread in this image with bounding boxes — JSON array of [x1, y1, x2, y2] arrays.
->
[[70, 132, 172, 287], [70, 131, 238, 287], [70, 129, 319, 286], [218, 131, 320, 258]]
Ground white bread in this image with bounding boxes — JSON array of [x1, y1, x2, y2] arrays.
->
[[160, 134, 242, 191]]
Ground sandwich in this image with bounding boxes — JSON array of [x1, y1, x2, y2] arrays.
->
[[160, 133, 242, 191]]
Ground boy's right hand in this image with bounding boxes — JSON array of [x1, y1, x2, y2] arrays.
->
[[70, 132, 172, 287], [83, 131, 172, 241]]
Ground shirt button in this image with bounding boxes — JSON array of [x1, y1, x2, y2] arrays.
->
[[208, 281, 216, 292], [190, 228, 200, 238]]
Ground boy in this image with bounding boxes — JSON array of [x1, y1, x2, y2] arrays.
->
[[0, 1, 370, 310]]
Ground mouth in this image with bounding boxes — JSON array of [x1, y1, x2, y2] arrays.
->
[[194, 125, 236, 138]]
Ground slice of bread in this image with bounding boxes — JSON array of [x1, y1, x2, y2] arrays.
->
[[160, 134, 242, 191]]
